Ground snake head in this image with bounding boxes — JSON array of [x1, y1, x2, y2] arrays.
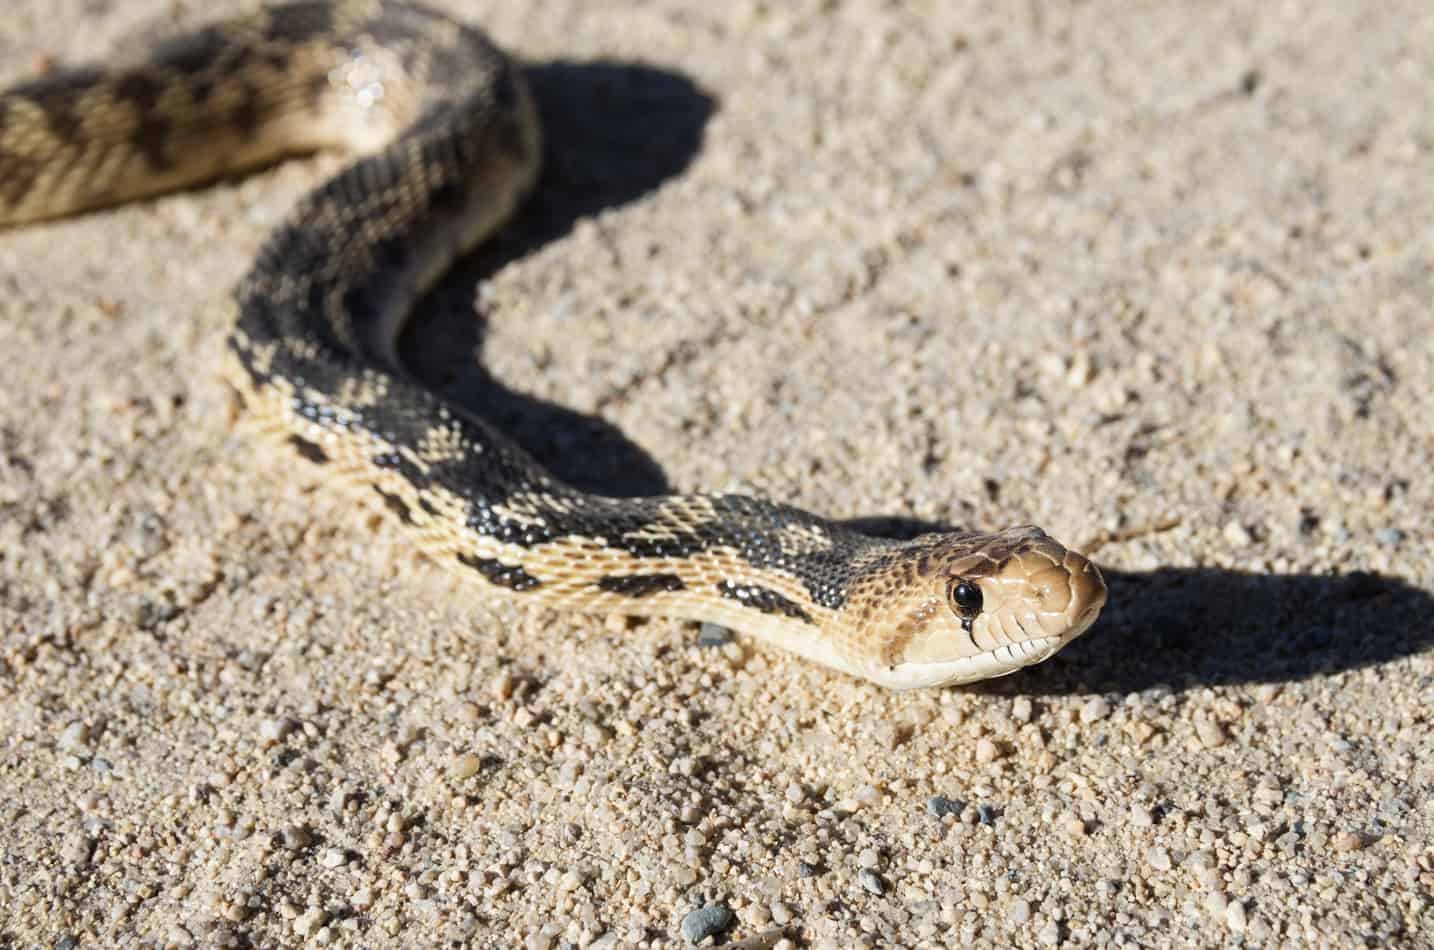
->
[[862, 525, 1106, 689]]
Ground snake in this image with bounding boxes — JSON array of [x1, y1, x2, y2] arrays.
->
[[0, 0, 1107, 689]]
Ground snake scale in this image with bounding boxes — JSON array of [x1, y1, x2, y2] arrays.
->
[[0, 0, 1106, 689]]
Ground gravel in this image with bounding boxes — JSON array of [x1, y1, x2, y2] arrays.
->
[[2, 0, 1431, 947]]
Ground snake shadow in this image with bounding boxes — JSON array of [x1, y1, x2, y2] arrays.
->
[[401, 60, 715, 497], [849, 517, 1434, 693]]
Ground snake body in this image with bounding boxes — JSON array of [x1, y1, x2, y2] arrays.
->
[[0, 0, 1106, 689]]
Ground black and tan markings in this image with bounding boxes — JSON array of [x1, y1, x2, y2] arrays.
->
[[716, 580, 814, 624], [287, 433, 331, 465], [596, 573, 687, 598], [456, 552, 540, 591]]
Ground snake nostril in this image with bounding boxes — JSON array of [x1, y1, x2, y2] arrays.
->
[[1026, 566, 1072, 613]]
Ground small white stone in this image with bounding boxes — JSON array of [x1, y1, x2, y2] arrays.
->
[[1146, 847, 1172, 871], [1011, 697, 1034, 723], [1008, 898, 1031, 924], [1222, 521, 1253, 547], [857, 848, 880, 869], [58, 722, 91, 752], [1185, 850, 1215, 872], [294, 907, 328, 937], [320, 849, 346, 869], [1332, 831, 1366, 852], [975, 738, 1001, 763], [1224, 899, 1248, 933], [1079, 697, 1111, 723], [1195, 719, 1227, 748], [450, 754, 484, 780]]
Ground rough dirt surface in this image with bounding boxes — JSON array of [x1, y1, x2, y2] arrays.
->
[[2, 1, 1432, 947]]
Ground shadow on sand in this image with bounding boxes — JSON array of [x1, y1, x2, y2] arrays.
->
[[403, 60, 715, 498]]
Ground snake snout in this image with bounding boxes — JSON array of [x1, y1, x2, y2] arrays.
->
[[984, 543, 1107, 643], [1060, 549, 1108, 632]]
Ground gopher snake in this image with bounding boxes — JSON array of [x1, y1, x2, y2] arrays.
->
[[0, 0, 1106, 689]]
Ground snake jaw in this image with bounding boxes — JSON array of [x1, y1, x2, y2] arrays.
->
[[868, 528, 1107, 690]]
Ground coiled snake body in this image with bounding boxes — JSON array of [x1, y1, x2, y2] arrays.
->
[[1, 1, 1106, 688]]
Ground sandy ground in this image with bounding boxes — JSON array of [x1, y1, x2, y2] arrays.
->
[[2, 0, 1432, 946]]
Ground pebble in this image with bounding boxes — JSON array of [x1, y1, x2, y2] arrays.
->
[[1011, 697, 1034, 723], [58, 722, 90, 753], [1222, 521, 1253, 547], [1147, 847, 1172, 871], [1079, 697, 1111, 723], [1008, 898, 1031, 924], [926, 796, 963, 818], [258, 718, 292, 744], [974, 738, 1001, 763], [451, 754, 484, 780], [1332, 831, 1365, 852], [697, 623, 733, 647], [857, 869, 886, 895], [857, 848, 880, 869], [680, 904, 734, 944], [294, 907, 328, 937], [977, 805, 1000, 826], [1195, 719, 1228, 748], [1224, 899, 1248, 933], [320, 848, 346, 869]]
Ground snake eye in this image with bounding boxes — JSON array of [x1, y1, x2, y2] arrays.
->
[[949, 580, 983, 616]]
